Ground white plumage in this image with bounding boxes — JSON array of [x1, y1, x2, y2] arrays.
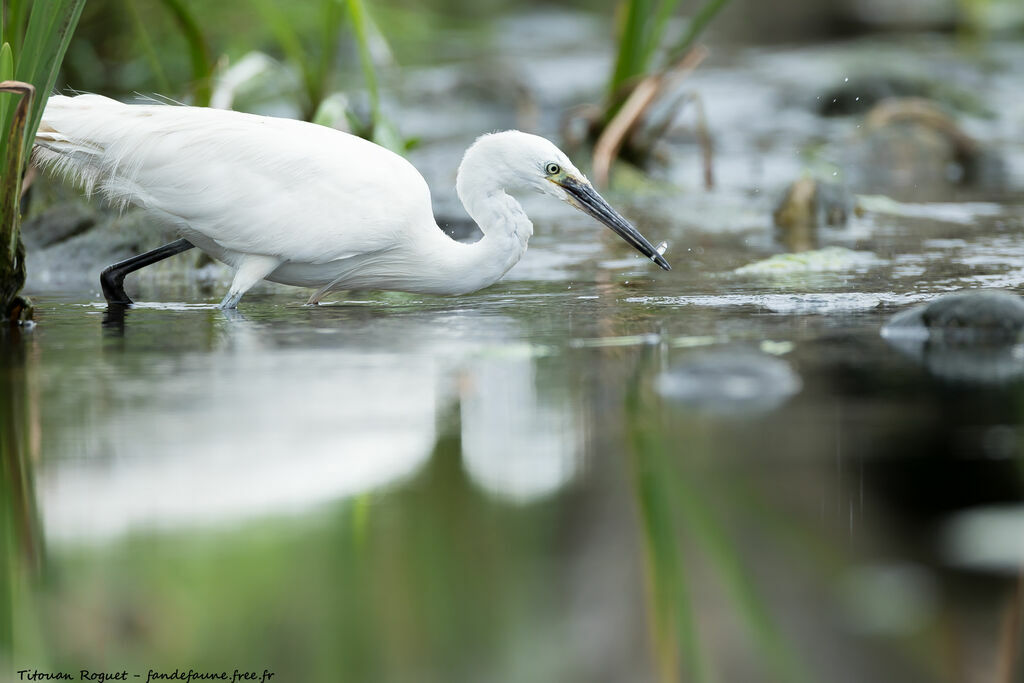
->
[[34, 93, 669, 308]]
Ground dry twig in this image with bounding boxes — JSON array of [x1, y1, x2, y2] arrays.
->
[[592, 46, 708, 188]]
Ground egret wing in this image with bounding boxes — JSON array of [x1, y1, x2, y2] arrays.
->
[[36, 95, 435, 264]]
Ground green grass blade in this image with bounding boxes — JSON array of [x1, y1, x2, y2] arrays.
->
[[15, 0, 86, 163], [0, 43, 12, 148], [4, 0, 31, 55], [609, 0, 657, 98], [643, 0, 687, 73], [606, 0, 688, 121], [253, 0, 308, 70], [666, 0, 734, 63], [674, 480, 811, 683], [0, 46, 13, 83], [632, 445, 708, 682], [0, 83, 33, 304], [157, 0, 214, 106], [345, 0, 381, 124], [16, 0, 77, 92], [314, 0, 346, 119], [625, 370, 708, 683], [124, 0, 173, 96], [602, 0, 732, 129], [252, 0, 319, 118]]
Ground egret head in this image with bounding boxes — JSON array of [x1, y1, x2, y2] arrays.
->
[[459, 131, 671, 270]]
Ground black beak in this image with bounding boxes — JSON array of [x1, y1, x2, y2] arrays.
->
[[559, 177, 671, 271]]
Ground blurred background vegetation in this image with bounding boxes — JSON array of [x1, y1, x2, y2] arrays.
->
[[61, 0, 1022, 108]]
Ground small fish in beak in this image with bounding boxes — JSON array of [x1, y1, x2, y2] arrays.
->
[[557, 176, 671, 270]]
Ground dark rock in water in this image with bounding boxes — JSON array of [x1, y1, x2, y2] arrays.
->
[[772, 177, 853, 252], [20, 173, 236, 295], [885, 290, 1024, 345], [22, 203, 99, 249], [882, 290, 1024, 383], [919, 292, 1024, 343], [656, 349, 802, 416], [24, 207, 209, 292]]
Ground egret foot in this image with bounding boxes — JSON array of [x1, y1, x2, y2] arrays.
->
[[100, 238, 195, 305], [305, 287, 332, 306], [219, 254, 283, 309]]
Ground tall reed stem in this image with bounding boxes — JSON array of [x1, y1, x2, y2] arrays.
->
[[0, 81, 33, 322]]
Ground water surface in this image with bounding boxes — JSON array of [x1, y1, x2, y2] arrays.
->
[[5, 193, 1024, 681]]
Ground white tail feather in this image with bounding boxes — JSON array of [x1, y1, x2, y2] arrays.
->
[[33, 94, 157, 210]]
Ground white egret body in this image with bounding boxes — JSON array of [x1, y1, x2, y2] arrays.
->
[[34, 94, 669, 308]]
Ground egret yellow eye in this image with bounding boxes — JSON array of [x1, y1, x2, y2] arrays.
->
[[545, 162, 561, 176]]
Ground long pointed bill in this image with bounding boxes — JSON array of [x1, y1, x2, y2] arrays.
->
[[559, 176, 671, 271]]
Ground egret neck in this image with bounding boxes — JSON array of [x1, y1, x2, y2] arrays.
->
[[443, 142, 534, 293]]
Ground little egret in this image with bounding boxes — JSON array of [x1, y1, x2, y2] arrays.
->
[[33, 94, 670, 308]]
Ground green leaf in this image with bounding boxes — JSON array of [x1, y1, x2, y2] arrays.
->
[[370, 117, 405, 155], [666, 0, 734, 63], [608, 0, 657, 98], [15, 0, 87, 163], [343, 108, 369, 138], [0, 43, 13, 142], [312, 92, 351, 129], [125, 0, 173, 96], [0, 83, 33, 304], [156, 0, 215, 106], [0, 0, 86, 311], [4, 0, 32, 55], [252, 0, 320, 118], [602, 0, 733, 131], [314, 0, 347, 118], [0, 44, 12, 83], [345, 0, 381, 123]]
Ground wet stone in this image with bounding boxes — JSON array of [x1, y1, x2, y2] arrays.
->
[[882, 291, 1024, 383], [884, 290, 1024, 345], [773, 177, 853, 251], [773, 177, 852, 228], [22, 203, 98, 249], [24, 207, 204, 291]]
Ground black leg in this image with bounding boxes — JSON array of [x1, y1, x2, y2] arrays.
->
[[100, 238, 195, 305]]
